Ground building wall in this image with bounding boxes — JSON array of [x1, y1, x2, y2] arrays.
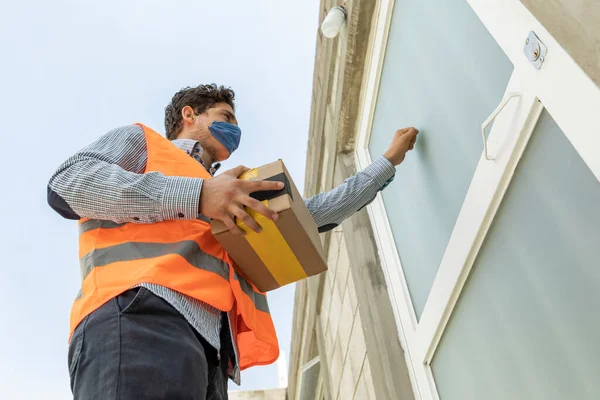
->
[[287, 226, 379, 400], [229, 388, 287, 400], [320, 227, 376, 400], [288, 1, 414, 399]]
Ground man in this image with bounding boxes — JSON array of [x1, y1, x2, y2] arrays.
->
[[48, 84, 418, 399]]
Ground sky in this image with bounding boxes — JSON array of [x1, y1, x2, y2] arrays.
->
[[0, 1, 319, 397]]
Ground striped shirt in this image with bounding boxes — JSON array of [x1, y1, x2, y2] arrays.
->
[[47, 124, 396, 384]]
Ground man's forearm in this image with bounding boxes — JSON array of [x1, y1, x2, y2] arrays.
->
[[48, 159, 203, 223], [305, 156, 395, 232], [47, 125, 203, 224]]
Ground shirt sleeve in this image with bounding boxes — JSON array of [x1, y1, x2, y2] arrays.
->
[[47, 125, 203, 224], [304, 155, 396, 233]]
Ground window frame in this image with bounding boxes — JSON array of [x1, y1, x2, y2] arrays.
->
[[296, 356, 321, 400]]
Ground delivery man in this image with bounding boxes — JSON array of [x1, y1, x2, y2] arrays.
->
[[48, 84, 418, 399]]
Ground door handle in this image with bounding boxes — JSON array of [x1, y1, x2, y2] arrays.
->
[[481, 92, 521, 160]]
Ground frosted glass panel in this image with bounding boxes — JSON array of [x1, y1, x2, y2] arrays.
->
[[299, 362, 321, 400], [431, 110, 600, 400], [368, 0, 514, 317]]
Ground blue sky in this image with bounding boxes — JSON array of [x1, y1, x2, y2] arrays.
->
[[0, 0, 319, 397]]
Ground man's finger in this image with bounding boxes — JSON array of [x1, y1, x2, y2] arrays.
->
[[223, 165, 250, 177], [222, 215, 246, 237], [232, 206, 262, 233], [406, 128, 418, 137], [242, 197, 278, 222], [397, 127, 417, 136], [409, 137, 417, 150]]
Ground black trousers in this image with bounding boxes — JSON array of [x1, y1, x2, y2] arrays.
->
[[68, 288, 229, 399]]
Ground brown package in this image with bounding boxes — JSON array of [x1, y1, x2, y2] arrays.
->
[[210, 160, 327, 292]]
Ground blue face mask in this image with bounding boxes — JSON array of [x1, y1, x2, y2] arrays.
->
[[208, 121, 242, 155]]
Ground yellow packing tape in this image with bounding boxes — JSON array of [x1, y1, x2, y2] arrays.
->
[[236, 200, 308, 286], [239, 168, 259, 180]]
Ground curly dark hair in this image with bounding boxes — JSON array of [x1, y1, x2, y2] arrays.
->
[[164, 84, 236, 140]]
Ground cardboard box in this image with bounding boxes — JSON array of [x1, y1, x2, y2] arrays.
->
[[211, 160, 327, 292]]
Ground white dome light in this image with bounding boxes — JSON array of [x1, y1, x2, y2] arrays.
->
[[320, 6, 347, 39]]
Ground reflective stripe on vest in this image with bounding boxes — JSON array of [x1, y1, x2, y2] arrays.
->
[[70, 123, 279, 370], [80, 241, 230, 281], [79, 219, 126, 233], [233, 270, 269, 314]]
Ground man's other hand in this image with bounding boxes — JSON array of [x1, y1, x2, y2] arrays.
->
[[383, 127, 419, 166], [199, 165, 283, 236]]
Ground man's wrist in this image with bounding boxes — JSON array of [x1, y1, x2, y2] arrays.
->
[[364, 156, 396, 189], [383, 151, 394, 166], [161, 176, 204, 220], [384, 149, 403, 166]]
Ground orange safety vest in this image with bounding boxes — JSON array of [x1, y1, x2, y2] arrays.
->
[[70, 123, 279, 370]]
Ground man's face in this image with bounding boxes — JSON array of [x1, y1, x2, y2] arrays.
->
[[183, 102, 239, 162]]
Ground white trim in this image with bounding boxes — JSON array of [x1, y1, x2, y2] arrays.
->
[[300, 356, 320, 373], [355, 0, 396, 156], [353, 0, 600, 399]]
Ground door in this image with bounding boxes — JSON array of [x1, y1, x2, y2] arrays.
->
[[355, 0, 600, 399]]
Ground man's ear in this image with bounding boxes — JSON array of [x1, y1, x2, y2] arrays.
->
[[181, 106, 196, 126]]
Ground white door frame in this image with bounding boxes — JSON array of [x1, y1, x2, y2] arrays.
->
[[354, 0, 600, 399]]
